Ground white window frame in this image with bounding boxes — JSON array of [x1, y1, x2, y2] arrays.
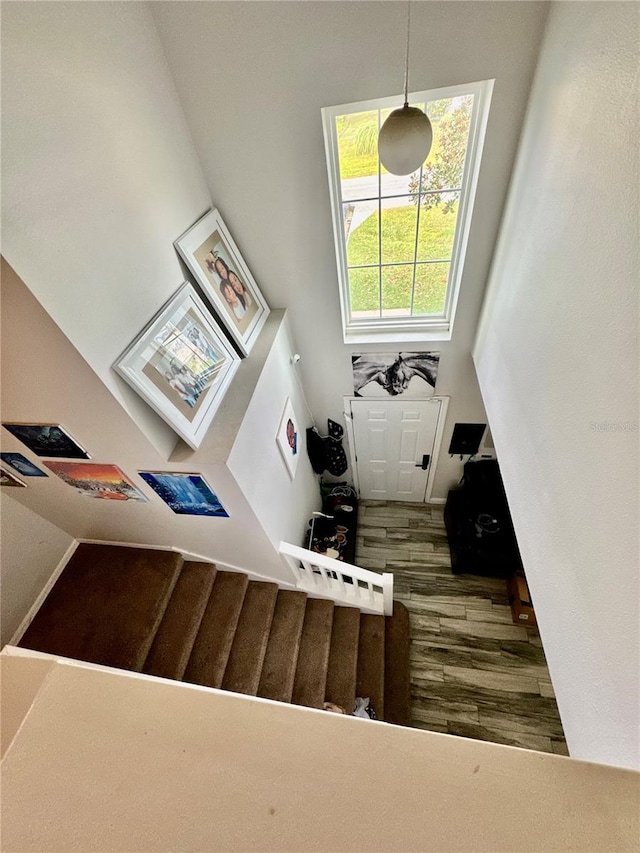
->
[[322, 79, 494, 344]]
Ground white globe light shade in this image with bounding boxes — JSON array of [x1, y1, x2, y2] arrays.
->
[[378, 105, 433, 176]]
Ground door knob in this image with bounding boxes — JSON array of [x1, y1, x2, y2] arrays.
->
[[415, 454, 430, 470]]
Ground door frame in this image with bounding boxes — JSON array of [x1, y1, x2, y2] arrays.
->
[[343, 395, 450, 504]]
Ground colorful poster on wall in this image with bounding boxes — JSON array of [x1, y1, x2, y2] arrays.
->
[[352, 352, 440, 398], [139, 471, 228, 517], [276, 397, 300, 479], [0, 452, 47, 477], [1, 466, 26, 487], [45, 461, 148, 501], [2, 423, 90, 459]]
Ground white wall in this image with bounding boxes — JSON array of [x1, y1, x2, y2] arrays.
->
[[151, 0, 549, 498], [3, 655, 639, 851], [228, 317, 319, 550], [0, 498, 74, 646], [0, 262, 296, 586], [473, 1, 639, 769], [1, 1, 212, 457]]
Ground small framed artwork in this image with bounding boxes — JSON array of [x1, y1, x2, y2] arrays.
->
[[2, 423, 90, 459], [175, 209, 270, 356], [139, 471, 228, 517], [114, 282, 240, 450], [1, 466, 26, 487], [352, 352, 440, 398], [276, 397, 300, 480], [45, 461, 148, 502], [0, 453, 47, 477]]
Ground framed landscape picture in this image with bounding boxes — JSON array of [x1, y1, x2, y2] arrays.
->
[[114, 283, 240, 450], [45, 461, 148, 502], [1, 466, 26, 487], [139, 471, 228, 517], [0, 452, 47, 477], [2, 423, 90, 459], [276, 397, 300, 479], [175, 209, 270, 356]]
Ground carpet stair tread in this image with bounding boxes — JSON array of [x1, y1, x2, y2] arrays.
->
[[325, 606, 360, 713], [142, 562, 217, 681], [384, 602, 411, 726], [183, 571, 248, 689], [257, 590, 308, 703], [357, 614, 386, 721], [18, 544, 183, 672], [291, 599, 334, 709], [222, 581, 279, 696]]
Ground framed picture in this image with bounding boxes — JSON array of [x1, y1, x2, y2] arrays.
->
[[352, 352, 440, 398], [45, 461, 148, 502], [0, 452, 47, 477], [2, 423, 90, 458], [175, 209, 270, 356], [139, 471, 228, 517], [276, 397, 300, 479], [1, 466, 26, 487], [114, 282, 240, 450]]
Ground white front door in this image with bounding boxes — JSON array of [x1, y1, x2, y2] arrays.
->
[[350, 398, 442, 501]]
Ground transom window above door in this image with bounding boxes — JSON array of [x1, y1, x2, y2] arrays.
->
[[322, 80, 493, 343]]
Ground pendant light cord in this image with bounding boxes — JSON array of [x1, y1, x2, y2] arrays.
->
[[403, 1, 411, 107]]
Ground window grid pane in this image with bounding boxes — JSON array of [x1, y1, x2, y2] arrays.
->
[[382, 265, 414, 316], [333, 87, 484, 325], [413, 262, 450, 315], [410, 163, 424, 315], [377, 108, 382, 317]]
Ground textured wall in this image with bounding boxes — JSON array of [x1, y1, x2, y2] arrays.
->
[[3, 657, 639, 850], [474, 1, 639, 768], [0, 499, 73, 646], [150, 0, 548, 498], [1, 1, 212, 456], [1, 263, 302, 587]]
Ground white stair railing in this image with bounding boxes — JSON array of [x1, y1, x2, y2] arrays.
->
[[279, 542, 394, 616]]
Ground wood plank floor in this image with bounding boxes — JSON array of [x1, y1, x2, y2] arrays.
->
[[355, 500, 568, 756]]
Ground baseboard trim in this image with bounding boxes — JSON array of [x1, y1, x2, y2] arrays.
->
[[428, 498, 446, 505], [77, 539, 296, 589], [8, 540, 80, 647]]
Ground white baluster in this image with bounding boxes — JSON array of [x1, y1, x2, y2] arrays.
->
[[318, 565, 330, 589], [382, 572, 394, 616], [301, 559, 317, 587]]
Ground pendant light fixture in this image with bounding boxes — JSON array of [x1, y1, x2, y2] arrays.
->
[[378, 2, 433, 176]]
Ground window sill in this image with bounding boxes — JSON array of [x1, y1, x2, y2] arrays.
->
[[343, 321, 453, 345]]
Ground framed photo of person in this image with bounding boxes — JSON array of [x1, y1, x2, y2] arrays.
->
[[114, 282, 240, 450], [276, 397, 300, 480], [174, 209, 270, 356]]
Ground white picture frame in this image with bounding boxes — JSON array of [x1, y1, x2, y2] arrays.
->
[[276, 397, 300, 480], [114, 282, 240, 450], [175, 209, 270, 356]]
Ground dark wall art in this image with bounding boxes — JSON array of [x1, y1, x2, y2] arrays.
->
[[352, 352, 440, 398]]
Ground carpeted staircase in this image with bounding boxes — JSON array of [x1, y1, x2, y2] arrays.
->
[[19, 544, 411, 724]]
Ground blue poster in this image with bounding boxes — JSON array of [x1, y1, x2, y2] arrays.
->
[[139, 472, 228, 517]]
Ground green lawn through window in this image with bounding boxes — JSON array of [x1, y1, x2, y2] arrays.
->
[[347, 204, 457, 314]]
